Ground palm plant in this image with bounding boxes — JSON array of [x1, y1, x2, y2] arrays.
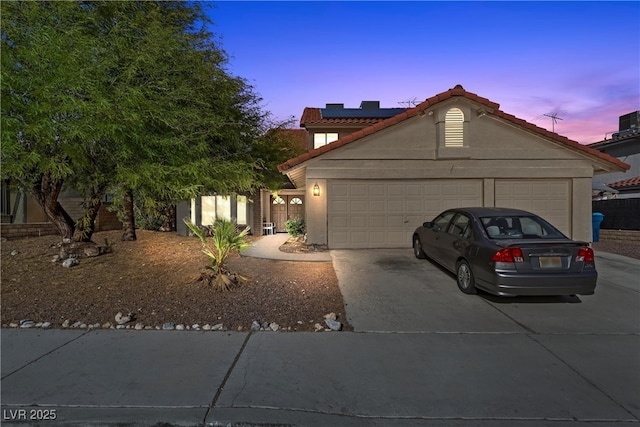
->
[[185, 219, 250, 291]]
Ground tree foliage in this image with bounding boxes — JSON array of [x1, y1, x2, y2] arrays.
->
[[1, 1, 280, 241]]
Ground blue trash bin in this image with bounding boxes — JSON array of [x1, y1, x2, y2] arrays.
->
[[592, 212, 604, 242]]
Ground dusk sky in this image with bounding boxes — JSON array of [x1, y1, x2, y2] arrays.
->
[[207, 1, 639, 144]]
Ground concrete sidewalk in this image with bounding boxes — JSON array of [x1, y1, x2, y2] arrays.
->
[[242, 233, 332, 262], [2, 328, 637, 426]]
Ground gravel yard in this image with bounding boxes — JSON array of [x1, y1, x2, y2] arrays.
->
[[1, 230, 350, 331]]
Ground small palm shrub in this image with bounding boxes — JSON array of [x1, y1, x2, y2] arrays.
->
[[184, 219, 250, 291], [285, 218, 306, 236]]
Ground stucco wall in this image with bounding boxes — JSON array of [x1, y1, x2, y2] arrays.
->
[[301, 100, 602, 246]]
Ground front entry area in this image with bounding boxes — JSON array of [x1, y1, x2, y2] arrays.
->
[[271, 195, 304, 232]]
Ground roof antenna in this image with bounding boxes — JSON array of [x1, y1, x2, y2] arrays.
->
[[398, 97, 419, 108], [542, 112, 563, 133]]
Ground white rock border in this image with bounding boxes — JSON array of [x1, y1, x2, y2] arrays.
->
[[3, 313, 343, 332]]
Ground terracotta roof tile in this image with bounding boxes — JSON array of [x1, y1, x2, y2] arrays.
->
[[608, 176, 640, 189], [279, 85, 630, 173]]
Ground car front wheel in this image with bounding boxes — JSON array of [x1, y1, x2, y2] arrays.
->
[[413, 236, 426, 259], [456, 260, 477, 294]]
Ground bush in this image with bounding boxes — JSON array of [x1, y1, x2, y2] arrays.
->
[[184, 219, 250, 291], [285, 218, 306, 236]]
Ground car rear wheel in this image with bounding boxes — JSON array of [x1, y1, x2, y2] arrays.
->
[[456, 260, 477, 294], [413, 236, 426, 259]]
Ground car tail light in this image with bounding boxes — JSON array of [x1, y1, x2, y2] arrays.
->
[[576, 246, 594, 263], [492, 247, 524, 263]]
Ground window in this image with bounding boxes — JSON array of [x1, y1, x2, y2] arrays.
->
[[313, 132, 339, 149], [273, 196, 285, 204], [481, 216, 565, 239], [200, 195, 247, 226], [448, 214, 471, 238], [237, 195, 247, 224], [445, 108, 464, 147], [433, 212, 455, 231], [289, 197, 303, 204], [215, 195, 231, 221]]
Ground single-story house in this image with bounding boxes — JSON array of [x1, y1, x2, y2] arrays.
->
[[277, 85, 630, 249]]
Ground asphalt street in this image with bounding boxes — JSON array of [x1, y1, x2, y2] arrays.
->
[[1, 248, 639, 426]]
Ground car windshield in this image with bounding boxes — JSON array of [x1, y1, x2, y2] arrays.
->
[[480, 215, 566, 239]]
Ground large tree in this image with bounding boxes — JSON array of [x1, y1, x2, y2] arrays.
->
[[1, 1, 266, 241]]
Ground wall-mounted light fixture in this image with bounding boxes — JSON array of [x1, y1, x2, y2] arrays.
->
[[312, 183, 320, 197]]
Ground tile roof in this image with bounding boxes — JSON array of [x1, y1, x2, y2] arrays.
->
[[279, 85, 631, 173], [300, 107, 407, 126], [607, 176, 640, 189]]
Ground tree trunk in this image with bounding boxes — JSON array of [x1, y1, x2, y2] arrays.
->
[[162, 204, 176, 232], [73, 184, 105, 242], [121, 188, 137, 241], [30, 173, 75, 240]]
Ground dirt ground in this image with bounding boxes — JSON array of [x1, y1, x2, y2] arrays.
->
[[1, 230, 350, 331]]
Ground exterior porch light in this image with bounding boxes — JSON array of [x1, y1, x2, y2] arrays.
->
[[313, 183, 320, 197]]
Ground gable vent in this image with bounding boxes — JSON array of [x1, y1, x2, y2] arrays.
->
[[445, 108, 464, 147]]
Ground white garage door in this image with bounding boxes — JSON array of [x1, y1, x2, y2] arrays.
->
[[495, 179, 571, 236], [328, 180, 483, 248]]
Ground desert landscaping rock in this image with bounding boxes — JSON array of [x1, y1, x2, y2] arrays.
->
[[163, 322, 175, 330], [114, 312, 133, 325], [251, 321, 261, 331], [62, 258, 79, 268], [269, 322, 280, 331], [325, 318, 342, 331], [19, 320, 34, 328]]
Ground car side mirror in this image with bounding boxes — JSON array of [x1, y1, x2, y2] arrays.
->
[[424, 222, 440, 232]]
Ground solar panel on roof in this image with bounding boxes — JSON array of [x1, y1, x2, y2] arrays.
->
[[320, 108, 406, 119]]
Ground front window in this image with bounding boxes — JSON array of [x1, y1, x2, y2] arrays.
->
[[313, 132, 339, 149], [481, 215, 565, 239]]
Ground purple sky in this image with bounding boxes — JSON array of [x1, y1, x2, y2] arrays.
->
[[207, 1, 639, 144]]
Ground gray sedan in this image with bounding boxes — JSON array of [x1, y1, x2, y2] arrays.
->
[[412, 207, 597, 296]]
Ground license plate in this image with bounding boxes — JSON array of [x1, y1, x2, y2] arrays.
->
[[539, 256, 562, 268]]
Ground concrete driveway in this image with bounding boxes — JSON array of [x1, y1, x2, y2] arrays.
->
[[331, 249, 640, 334], [330, 249, 640, 423]]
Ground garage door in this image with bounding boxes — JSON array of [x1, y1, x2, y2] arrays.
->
[[495, 180, 571, 236], [328, 180, 483, 248]]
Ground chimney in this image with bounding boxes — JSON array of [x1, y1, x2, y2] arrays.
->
[[325, 103, 344, 109]]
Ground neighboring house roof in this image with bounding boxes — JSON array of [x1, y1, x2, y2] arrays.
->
[[279, 85, 631, 173], [588, 127, 640, 149], [608, 176, 640, 190]]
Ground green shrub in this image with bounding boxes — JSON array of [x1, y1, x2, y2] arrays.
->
[[285, 218, 306, 236], [184, 219, 250, 291]]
